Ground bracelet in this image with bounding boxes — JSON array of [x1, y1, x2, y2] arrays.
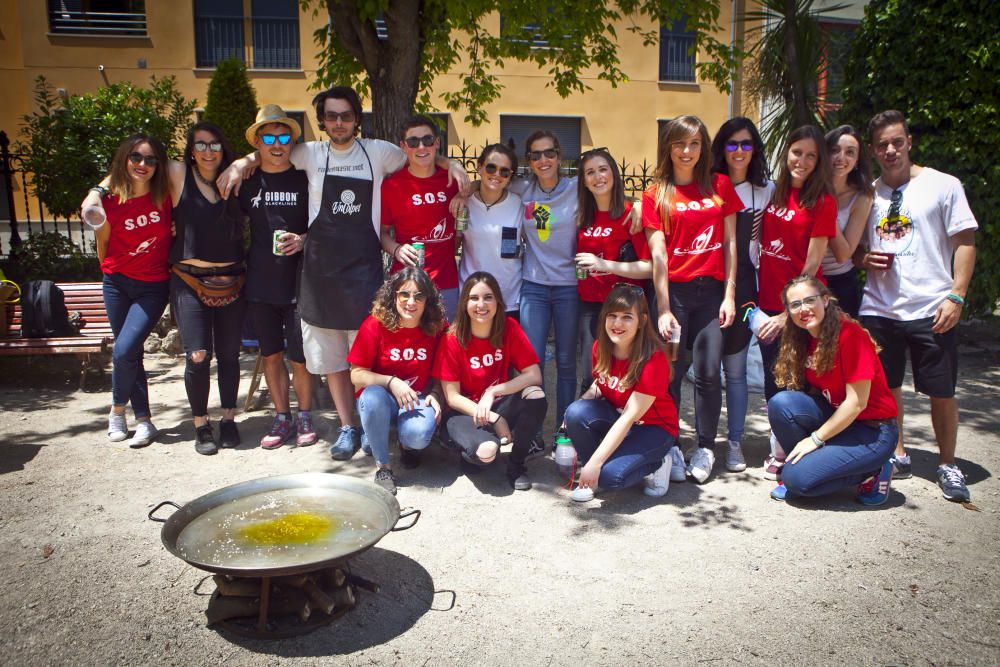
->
[[386, 376, 396, 390], [946, 293, 965, 306], [90, 185, 109, 196], [392, 245, 403, 260], [810, 431, 826, 448]]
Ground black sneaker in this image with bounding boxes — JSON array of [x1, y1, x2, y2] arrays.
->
[[374, 467, 397, 495], [218, 419, 241, 448], [524, 434, 548, 462], [506, 459, 532, 491], [195, 424, 218, 456], [400, 447, 423, 469]]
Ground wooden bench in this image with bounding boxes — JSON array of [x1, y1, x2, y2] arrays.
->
[[1, 282, 114, 388]]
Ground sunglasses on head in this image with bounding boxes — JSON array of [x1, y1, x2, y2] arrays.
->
[[323, 110, 356, 123], [613, 282, 646, 296], [579, 146, 609, 159], [128, 152, 158, 167], [260, 133, 292, 146], [404, 134, 437, 148], [484, 163, 513, 178], [193, 141, 222, 153], [528, 148, 559, 161], [725, 140, 754, 152]]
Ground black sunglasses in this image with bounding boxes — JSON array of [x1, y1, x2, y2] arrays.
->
[[404, 134, 437, 148], [612, 282, 645, 296], [484, 163, 513, 178], [193, 141, 222, 153], [725, 140, 754, 152], [128, 152, 158, 167], [527, 148, 559, 161], [888, 189, 903, 218], [260, 133, 292, 146], [579, 146, 610, 159], [323, 111, 356, 123]]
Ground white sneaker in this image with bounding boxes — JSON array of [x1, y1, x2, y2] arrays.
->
[[129, 420, 158, 448], [669, 445, 687, 482], [725, 440, 747, 472], [571, 486, 595, 502], [644, 455, 671, 497], [687, 447, 715, 484], [108, 411, 128, 442]]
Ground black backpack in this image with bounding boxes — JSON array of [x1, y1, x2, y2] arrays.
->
[[20, 280, 78, 338]]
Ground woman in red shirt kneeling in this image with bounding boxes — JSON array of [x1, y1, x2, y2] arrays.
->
[[348, 267, 447, 496], [768, 276, 897, 504], [433, 272, 547, 491], [564, 284, 679, 502]]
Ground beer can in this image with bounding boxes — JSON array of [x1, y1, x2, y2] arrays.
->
[[273, 230, 286, 256], [413, 242, 425, 268], [455, 207, 469, 232], [575, 264, 589, 280]]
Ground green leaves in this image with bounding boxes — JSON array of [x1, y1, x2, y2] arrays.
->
[[16, 76, 196, 220], [202, 58, 259, 157]]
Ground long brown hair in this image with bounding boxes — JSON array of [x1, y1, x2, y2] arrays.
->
[[653, 116, 714, 234], [592, 284, 667, 390], [773, 276, 880, 390], [576, 149, 626, 229], [108, 133, 169, 207], [370, 267, 446, 336], [450, 271, 507, 348], [772, 125, 833, 210], [825, 124, 874, 197]]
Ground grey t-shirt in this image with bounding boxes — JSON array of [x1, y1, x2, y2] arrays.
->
[[510, 176, 578, 286]]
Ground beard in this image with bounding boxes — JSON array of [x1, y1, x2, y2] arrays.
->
[[328, 129, 356, 146]]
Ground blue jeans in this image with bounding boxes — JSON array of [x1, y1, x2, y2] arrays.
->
[[357, 385, 437, 466], [768, 390, 897, 498], [722, 342, 749, 443], [102, 273, 169, 418], [564, 398, 675, 490], [519, 280, 579, 426]]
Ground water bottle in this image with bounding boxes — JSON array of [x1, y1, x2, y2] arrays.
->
[[554, 434, 577, 478]]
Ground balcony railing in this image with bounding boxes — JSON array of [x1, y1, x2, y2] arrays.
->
[[195, 15, 300, 69], [252, 15, 300, 69], [659, 31, 697, 83], [48, 10, 147, 36]]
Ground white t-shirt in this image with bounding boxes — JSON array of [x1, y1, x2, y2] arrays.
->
[[459, 192, 524, 310], [510, 176, 578, 286], [821, 192, 859, 277], [732, 179, 774, 269], [860, 167, 977, 320], [290, 138, 407, 236]]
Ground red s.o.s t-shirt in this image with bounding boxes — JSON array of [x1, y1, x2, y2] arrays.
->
[[346, 315, 446, 397], [101, 192, 173, 282], [592, 342, 679, 435], [433, 317, 539, 402], [805, 317, 898, 421], [758, 188, 836, 311], [576, 202, 651, 303], [641, 173, 741, 283]]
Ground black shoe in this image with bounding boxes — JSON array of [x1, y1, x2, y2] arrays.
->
[[374, 467, 397, 495], [219, 419, 241, 448], [195, 424, 218, 456], [506, 459, 531, 491], [400, 447, 423, 469]]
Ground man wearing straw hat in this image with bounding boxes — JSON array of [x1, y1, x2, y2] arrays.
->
[[237, 105, 316, 449]]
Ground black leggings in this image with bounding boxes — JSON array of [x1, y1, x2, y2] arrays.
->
[[669, 278, 724, 449], [171, 274, 246, 417], [445, 391, 547, 466]]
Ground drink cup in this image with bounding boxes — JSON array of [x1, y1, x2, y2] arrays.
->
[[81, 205, 107, 229], [880, 252, 896, 269]]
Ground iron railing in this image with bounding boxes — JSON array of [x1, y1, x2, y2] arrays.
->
[[195, 14, 301, 69], [47, 8, 148, 36], [659, 31, 697, 83]]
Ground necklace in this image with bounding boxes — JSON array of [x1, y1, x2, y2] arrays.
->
[[477, 191, 507, 211], [194, 167, 218, 191], [538, 177, 559, 195]]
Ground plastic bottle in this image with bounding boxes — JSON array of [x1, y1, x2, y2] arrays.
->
[[554, 433, 577, 478]]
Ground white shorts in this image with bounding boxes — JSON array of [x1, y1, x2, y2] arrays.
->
[[301, 321, 357, 375]]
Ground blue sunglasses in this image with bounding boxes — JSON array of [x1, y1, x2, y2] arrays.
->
[[260, 134, 293, 146]]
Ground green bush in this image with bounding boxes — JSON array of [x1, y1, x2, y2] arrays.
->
[[202, 58, 258, 157], [1, 232, 100, 283], [839, 0, 999, 316], [16, 76, 197, 220]]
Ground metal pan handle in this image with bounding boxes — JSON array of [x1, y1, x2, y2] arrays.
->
[[391, 507, 421, 531], [147, 501, 181, 523]]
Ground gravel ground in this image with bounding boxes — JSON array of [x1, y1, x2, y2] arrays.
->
[[1, 321, 998, 666]]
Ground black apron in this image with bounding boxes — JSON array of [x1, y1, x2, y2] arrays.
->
[[298, 142, 382, 329]]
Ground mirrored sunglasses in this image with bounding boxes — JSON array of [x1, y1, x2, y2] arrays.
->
[[260, 133, 292, 146], [193, 141, 222, 153]]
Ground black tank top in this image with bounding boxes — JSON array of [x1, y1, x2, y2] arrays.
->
[[169, 167, 245, 264]]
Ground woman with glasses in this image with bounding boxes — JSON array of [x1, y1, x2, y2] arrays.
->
[[574, 148, 652, 394], [564, 284, 679, 501], [347, 267, 447, 495], [458, 144, 524, 318], [820, 125, 874, 317], [767, 276, 896, 505], [756, 126, 837, 478], [709, 117, 774, 473], [79, 134, 172, 448], [433, 272, 547, 490], [641, 115, 742, 485]]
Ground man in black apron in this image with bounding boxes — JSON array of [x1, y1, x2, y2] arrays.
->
[[220, 86, 467, 461]]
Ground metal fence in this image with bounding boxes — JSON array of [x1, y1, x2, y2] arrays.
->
[[0, 135, 659, 258]]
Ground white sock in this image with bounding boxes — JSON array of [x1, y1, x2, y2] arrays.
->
[[769, 432, 785, 458]]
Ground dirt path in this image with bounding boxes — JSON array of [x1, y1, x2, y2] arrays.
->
[[1, 323, 998, 666]]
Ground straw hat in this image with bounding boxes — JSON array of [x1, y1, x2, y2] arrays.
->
[[245, 104, 302, 145]]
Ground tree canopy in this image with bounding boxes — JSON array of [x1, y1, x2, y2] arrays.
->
[[303, 0, 743, 140]]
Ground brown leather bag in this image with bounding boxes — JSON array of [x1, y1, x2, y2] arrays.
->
[[171, 266, 245, 307]]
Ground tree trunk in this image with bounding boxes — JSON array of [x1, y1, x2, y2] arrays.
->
[[782, 0, 810, 127], [325, 0, 424, 141]]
